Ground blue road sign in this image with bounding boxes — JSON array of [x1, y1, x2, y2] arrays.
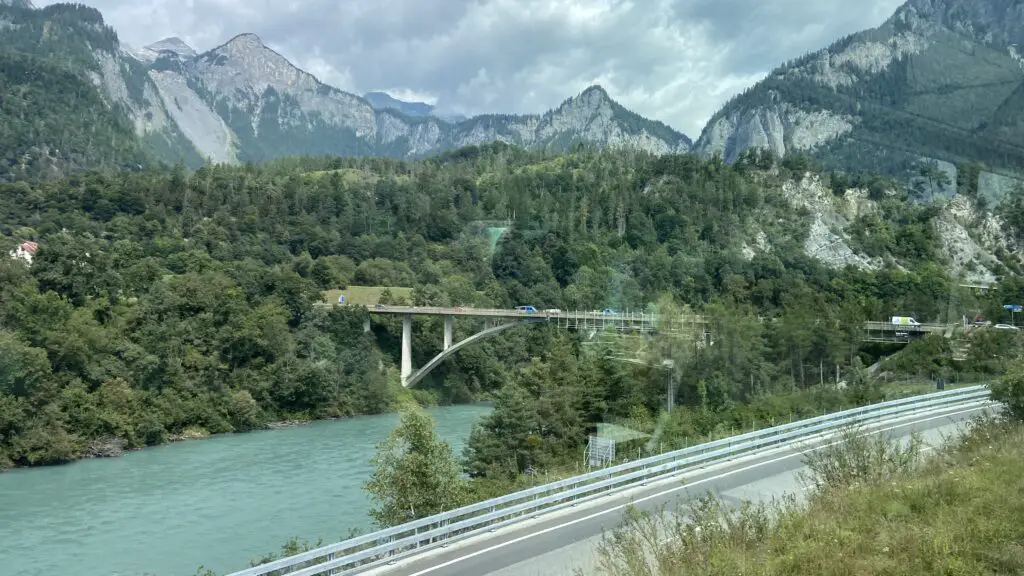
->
[[338, 295, 346, 304], [1003, 304, 1021, 312]]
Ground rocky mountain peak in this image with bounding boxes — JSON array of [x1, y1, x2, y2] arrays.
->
[[579, 84, 611, 98], [219, 32, 266, 52], [195, 32, 325, 102], [146, 37, 196, 58], [552, 85, 613, 116]]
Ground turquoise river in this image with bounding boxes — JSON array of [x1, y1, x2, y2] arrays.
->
[[0, 403, 493, 576]]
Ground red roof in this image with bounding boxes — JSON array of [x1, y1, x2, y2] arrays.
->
[[19, 241, 38, 254]]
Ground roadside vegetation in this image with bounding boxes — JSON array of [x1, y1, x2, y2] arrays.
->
[[584, 369, 1024, 576]]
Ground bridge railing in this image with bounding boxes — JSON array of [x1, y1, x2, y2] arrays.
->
[[224, 385, 993, 576], [362, 305, 664, 321]]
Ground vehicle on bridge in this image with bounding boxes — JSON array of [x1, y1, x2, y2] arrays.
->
[[891, 316, 920, 326], [994, 323, 1019, 330], [602, 308, 616, 315], [544, 308, 561, 314], [515, 305, 537, 313]]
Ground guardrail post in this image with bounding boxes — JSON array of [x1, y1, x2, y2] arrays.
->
[[386, 535, 397, 565], [488, 505, 497, 532]]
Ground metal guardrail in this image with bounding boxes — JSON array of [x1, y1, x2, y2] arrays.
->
[[226, 385, 993, 576]]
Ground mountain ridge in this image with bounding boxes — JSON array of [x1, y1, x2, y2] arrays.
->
[[693, 0, 1024, 201], [0, 4, 691, 171]]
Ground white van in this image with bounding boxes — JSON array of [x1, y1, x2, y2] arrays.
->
[[890, 316, 920, 326]]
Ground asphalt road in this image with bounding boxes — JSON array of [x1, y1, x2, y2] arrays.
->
[[356, 400, 998, 576]]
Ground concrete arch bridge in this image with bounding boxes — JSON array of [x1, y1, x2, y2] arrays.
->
[[354, 305, 949, 388]]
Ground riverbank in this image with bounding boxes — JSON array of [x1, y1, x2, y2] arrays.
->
[[0, 377, 964, 474], [0, 396, 492, 472], [591, 415, 1024, 576], [0, 421, 314, 472]]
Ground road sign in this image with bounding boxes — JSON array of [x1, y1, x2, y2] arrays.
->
[[586, 436, 615, 467], [1003, 304, 1021, 312], [338, 295, 346, 304]]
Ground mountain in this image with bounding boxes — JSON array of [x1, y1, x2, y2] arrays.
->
[[363, 91, 468, 123], [363, 91, 435, 117], [0, 3, 690, 174], [124, 36, 196, 62], [694, 0, 1024, 201], [142, 33, 691, 164]]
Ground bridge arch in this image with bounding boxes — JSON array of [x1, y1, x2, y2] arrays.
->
[[405, 319, 545, 388]]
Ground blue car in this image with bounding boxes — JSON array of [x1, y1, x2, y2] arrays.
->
[[515, 305, 537, 313], [602, 308, 616, 315]]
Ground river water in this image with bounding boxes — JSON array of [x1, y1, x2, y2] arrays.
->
[[0, 404, 492, 576]]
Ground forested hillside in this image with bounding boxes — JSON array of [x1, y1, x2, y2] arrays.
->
[[0, 144, 1019, 469], [0, 4, 152, 179]]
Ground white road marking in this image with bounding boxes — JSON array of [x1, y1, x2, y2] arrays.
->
[[398, 405, 987, 576]]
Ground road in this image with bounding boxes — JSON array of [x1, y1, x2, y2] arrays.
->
[[357, 400, 997, 576]]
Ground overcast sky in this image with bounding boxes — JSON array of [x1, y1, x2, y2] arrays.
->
[[42, 0, 905, 137]]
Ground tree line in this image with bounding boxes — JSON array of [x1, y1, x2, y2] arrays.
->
[[0, 143, 1018, 469]]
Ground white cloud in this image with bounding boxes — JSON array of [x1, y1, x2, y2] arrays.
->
[[39, 0, 906, 137]]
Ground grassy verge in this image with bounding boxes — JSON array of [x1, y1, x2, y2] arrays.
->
[[588, 415, 1024, 576]]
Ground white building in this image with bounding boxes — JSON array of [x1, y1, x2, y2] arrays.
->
[[9, 241, 38, 264]]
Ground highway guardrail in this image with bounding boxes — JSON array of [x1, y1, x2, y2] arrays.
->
[[225, 385, 994, 576]]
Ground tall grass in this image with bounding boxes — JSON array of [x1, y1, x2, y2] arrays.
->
[[585, 415, 1024, 576]]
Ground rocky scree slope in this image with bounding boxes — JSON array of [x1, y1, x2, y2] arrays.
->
[[750, 170, 1020, 284], [694, 0, 1024, 201], [0, 2, 691, 168]]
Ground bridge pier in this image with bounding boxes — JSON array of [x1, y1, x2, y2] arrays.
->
[[401, 314, 412, 387], [363, 318, 371, 334], [444, 316, 453, 351]]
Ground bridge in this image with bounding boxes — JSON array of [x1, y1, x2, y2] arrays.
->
[[362, 306, 672, 387], [344, 305, 954, 387], [862, 320, 949, 342]]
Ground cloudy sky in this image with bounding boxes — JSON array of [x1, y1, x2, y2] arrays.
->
[[42, 0, 905, 137]]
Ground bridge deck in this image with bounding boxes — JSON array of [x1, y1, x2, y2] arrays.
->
[[364, 306, 948, 331], [320, 303, 951, 335], [862, 321, 946, 333], [362, 305, 659, 322]]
